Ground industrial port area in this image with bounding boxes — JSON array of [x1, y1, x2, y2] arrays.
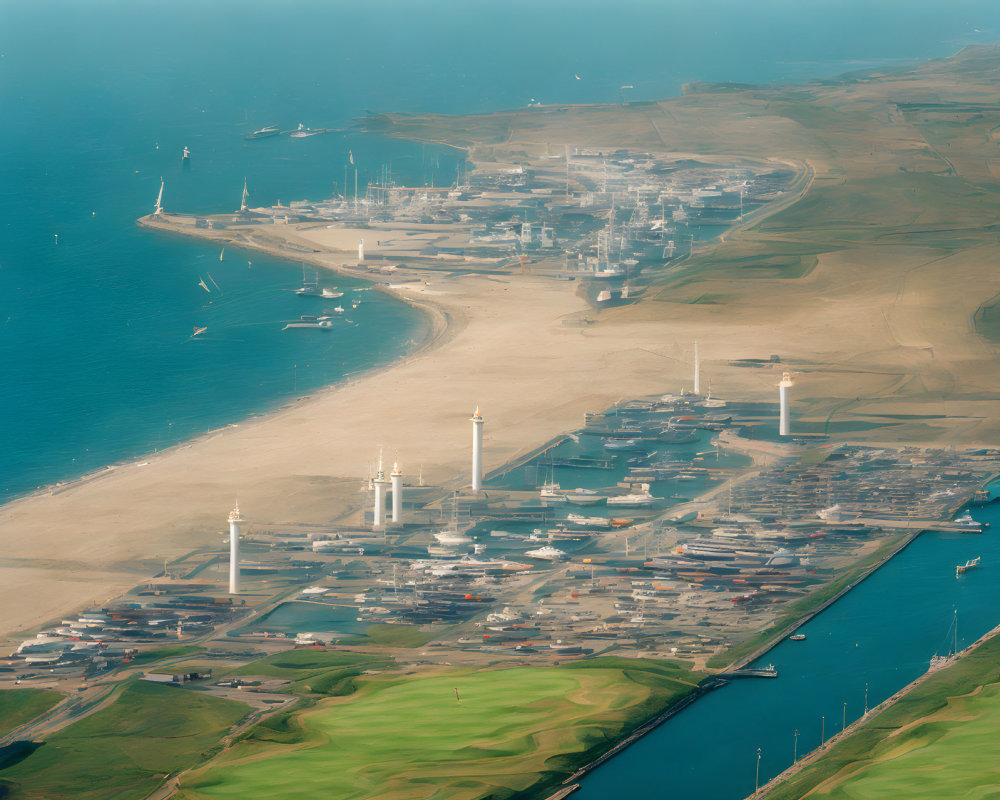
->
[[7, 131, 1000, 703], [12, 18, 1000, 798], [143, 143, 799, 302], [5, 382, 997, 696]]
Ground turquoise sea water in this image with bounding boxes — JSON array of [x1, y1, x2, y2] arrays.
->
[[1, 0, 998, 502]]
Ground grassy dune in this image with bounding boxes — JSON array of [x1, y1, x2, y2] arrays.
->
[[0, 689, 62, 738], [0, 681, 250, 800], [178, 659, 702, 800], [766, 632, 1000, 799], [369, 46, 1000, 447]]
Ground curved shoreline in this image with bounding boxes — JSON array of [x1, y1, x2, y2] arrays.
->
[[0, 225, 453, 515]]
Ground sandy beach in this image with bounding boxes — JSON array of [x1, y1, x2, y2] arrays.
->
[[8, 48, 1000, 639], [2, 222, 998, 638], [3, 190, 999, 641], [0, 264, 692, 637]]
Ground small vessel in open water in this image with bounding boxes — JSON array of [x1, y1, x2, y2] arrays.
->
[[245, 125, 281, 140], [288, 123, 325, 138], [283, 315, 333, 330], [956, 556, 981, 576]]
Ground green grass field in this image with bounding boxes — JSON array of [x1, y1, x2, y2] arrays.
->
[[129, 644, 201, 666], [338, 623, 441, 648], [228, 648, 392, 697], [0, 689, 62, 738], [178, 658, 702, 800], [767, 632, 1000, 800], [0, 681, 250, 800], [811, 683, 1000, 798]]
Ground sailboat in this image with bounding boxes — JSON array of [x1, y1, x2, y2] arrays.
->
[[295, 264, 321, 296], [929, 610, 960, 670]]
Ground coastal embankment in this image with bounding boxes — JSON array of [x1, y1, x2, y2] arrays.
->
[[752, 616, 1000, 799]]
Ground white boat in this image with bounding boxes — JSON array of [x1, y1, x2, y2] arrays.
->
[[603, 438, 643, 451], [422, 555, 533, 575], [955, 511, 988, 529], [607, 483, 660, 507], [564, 488, 607, 506], [321, 287, 344, 298], [289, 123, 324, 138], [312, 539, 363, 552], [434, 530, 473, 546], [539, 482, 567, 503], [283, 316, 333, 330], [566, 513, 612, 529], [525, 545, 568, 561], [246, 125, 280, 140]]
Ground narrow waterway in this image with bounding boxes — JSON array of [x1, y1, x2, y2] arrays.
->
[[575, 499, 1000, 800]]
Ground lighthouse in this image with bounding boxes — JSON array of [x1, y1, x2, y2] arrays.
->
[[779, 372, 794, 436], [358, 239, 365, 262], [372, 449, 389, 528], [471, 406, 484, 492], [228, 502, 242, 595], [391, 461, 403, 523], [693, 341, 701, 395]]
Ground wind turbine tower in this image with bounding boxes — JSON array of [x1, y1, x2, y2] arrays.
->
[[390, 460, 403, 523], [779, 372, 794, 436], [471, 406, 484, 492], [228, 502, 242, 595], [372, 448, 389, 528]]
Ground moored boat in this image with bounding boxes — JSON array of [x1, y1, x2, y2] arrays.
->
[[524, 545, 568, 561], [566, 513, 612, 528], [564, 488, 607, 506]]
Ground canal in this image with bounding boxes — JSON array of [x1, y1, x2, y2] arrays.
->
[[574, 498, 1000, 800]]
